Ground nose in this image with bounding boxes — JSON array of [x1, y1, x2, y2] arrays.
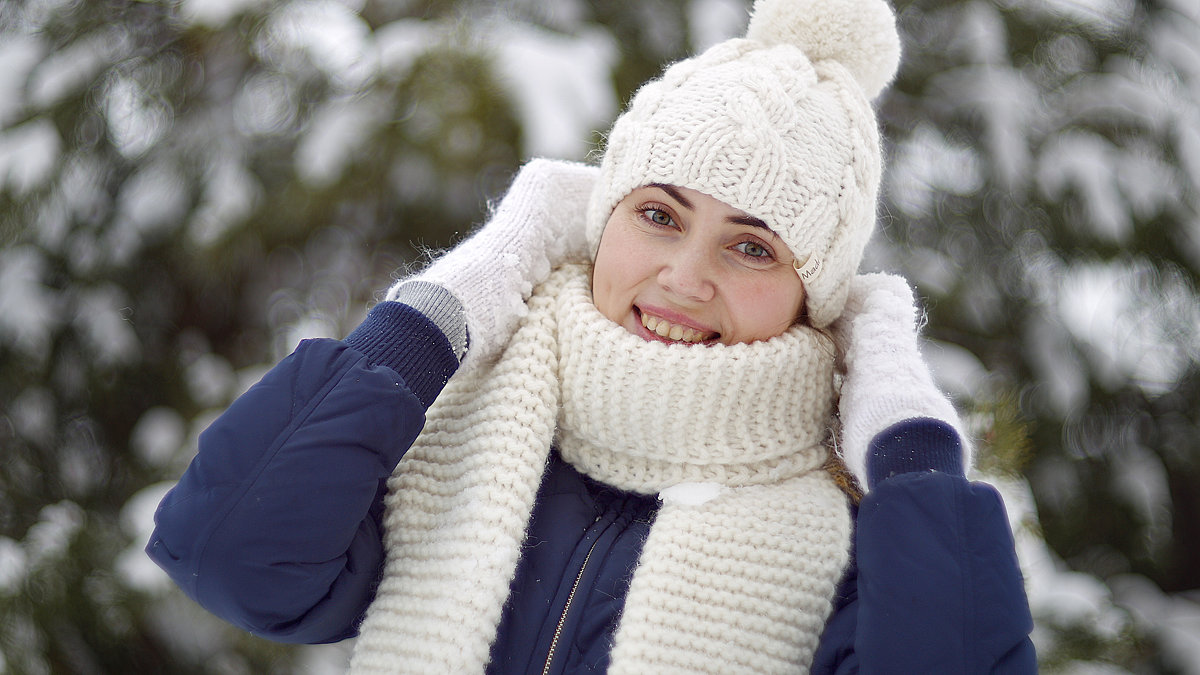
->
[[657, 238, 716, 303]]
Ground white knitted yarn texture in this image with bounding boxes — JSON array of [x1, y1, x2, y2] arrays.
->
[[350, 264, 852, 674], [555, 266, 838, 492], [554, 268, 852, 673], [350, 278, 558, 673], [834, 273, 972, 485], [585, 0, 901, 328]]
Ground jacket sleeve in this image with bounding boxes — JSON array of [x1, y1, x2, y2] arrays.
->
[[146, 302, 460, 644], [813, 419, 1038, 674]]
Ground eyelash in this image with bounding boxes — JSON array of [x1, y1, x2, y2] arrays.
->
[[637, 205, 677, 230], [636, 204, 778, 265], [732, 240, 776, 263]]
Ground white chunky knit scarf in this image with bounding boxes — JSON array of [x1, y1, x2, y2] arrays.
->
[[349, 264, 852, 674]]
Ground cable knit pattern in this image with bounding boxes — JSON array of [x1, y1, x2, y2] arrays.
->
[[351, 265, 851, 674]]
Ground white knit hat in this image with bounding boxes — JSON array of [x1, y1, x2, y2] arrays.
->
[[586, 0, 901, 328]]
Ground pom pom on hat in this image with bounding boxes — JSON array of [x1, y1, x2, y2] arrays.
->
[[587, 0, 902, 328], [746, 0, 901, 99]]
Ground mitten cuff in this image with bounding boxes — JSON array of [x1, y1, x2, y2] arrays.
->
[[866, 418, 964, 489], [388, 280, 468, 361], [343, 302, 460, 409]]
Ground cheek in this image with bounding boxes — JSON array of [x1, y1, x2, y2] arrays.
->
[[729, 277, 806, 337], [591, 227, 633, 321], [591, 257, 615, 317]]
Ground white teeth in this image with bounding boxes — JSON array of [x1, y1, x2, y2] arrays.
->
[[639, 311, 710, 343]]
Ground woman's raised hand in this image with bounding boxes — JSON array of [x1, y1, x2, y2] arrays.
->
[[387, 158, 598, 369], [832, 273, 971, 489]]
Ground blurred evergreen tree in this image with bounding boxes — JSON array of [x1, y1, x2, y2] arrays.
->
[[877, 0, 1199, 670], [0, 0, 526, 671], [880, 0, 1199, 590]]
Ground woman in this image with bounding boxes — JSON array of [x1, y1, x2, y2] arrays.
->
[[148, 0, 1036, 672]]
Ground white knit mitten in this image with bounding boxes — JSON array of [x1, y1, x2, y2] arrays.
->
[[387, 158, 597, 369], [833, 273, 970, 488]]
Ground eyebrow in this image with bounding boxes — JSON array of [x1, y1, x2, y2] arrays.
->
[[648, 183, 774, 234]]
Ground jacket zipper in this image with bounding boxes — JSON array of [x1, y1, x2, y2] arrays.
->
[[541, 521, 602, 675]]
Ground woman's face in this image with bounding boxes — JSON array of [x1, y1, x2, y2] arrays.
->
[[592, 184, 806, 346]]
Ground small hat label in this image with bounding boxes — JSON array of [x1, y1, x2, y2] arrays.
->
[[793, 254, 823, 282]]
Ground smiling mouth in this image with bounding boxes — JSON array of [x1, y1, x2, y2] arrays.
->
[[639, 310, 718, 344]]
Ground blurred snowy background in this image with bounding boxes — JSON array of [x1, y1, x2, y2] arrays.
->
[[2, 0, 1199, 672]]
